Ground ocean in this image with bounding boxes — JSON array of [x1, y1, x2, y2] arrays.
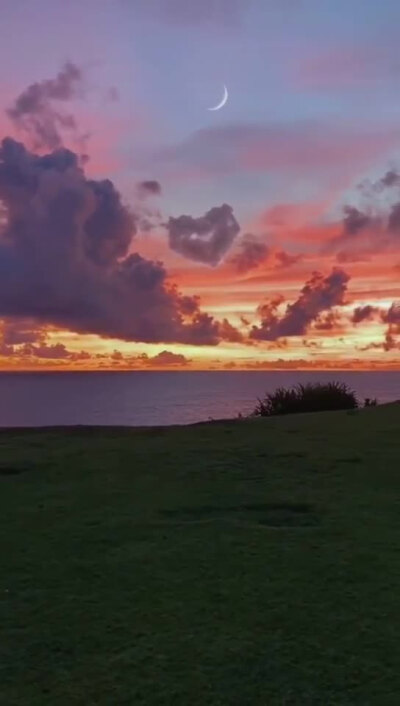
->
[[0, 370, 398, 427]]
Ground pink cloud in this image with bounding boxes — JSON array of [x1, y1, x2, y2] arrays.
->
[[259, 199, 332, 230], [290, 42, 400, 89], [154, 123, 400, 181]]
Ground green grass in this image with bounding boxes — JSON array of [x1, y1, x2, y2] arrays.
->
[[1, 403, 400, 705]]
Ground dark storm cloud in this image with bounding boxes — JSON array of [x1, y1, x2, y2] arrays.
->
[[7, 62, 83, 150], [251, 268, 350, 341], [0, 137, 234, 345], [166, 203, 240, 266]]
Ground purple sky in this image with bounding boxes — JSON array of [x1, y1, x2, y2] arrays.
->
[[2, 0, 400, 223]]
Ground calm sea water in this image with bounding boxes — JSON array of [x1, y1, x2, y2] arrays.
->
[[0, 370, 398, 427]]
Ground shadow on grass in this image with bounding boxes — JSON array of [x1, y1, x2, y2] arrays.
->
[[160, 502, 319, 528], [0, 465, 30, 476]]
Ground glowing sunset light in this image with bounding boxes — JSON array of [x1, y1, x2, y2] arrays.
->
[[0, 1, 399, 371]]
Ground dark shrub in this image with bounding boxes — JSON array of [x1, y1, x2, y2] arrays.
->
[[253, 381, 358, 417], [364, 397, 377, 407]]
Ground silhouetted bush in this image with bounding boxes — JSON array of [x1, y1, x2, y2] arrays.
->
[[253, 381, 358, 417], [364, 397, 377, 407]]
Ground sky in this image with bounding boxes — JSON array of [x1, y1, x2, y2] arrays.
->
[[0, 0, 399, 370]]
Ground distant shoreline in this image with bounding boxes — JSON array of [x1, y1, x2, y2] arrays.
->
[[0, 368, 399, 374], [0, 401, 398, 433]]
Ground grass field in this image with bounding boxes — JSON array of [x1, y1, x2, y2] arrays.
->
[[1, 403, 400, 705]]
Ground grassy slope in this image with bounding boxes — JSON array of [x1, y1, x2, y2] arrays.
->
[[1, 404, 400, 705]]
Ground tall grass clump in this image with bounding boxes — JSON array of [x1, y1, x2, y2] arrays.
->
[[253, 381, 358, 417]]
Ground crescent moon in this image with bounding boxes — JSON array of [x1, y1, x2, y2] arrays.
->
[[208, 84, 228, 111]]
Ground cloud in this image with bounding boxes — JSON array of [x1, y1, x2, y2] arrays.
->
[[144, 350, 190, 366], [230, 234, 269, 273], [291, 44, 400, 89], [388, 203, 400, 233], [249, 295, 284, 339], [313, 310, 342, 331], [251, 268, 350, 340], [134, 181, 163, 233], [342, 206, 371, 236], [302, 339, 322, 349], [383, 325, 400, 351], [154, 122, 400, 181], [259, 199, 330, 231], [360, 326, 400, 352], [351, 305, 380, 323], [229, 233, 302, 274], [357, 169, 400, 200], [137, 180, 162, 197], [218, 318, 244, 342], [244, 356, 400, 370], [1, 319, 45, 346], [20, 342, 78, 359], [335, 249, 372, 263], [0, 137, 234, 345], [327, 170, 400, 261], [92, 349, 191, 368], [358, 303, 400, 352], [378, 170, 400, 189], [7, 63, 84, 151], [166, 203, 240, 266], [326, 207, 376, 259], [0, 320, 91, 361], [274, 250, 302, 268], [382, 302, 400, 324]]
